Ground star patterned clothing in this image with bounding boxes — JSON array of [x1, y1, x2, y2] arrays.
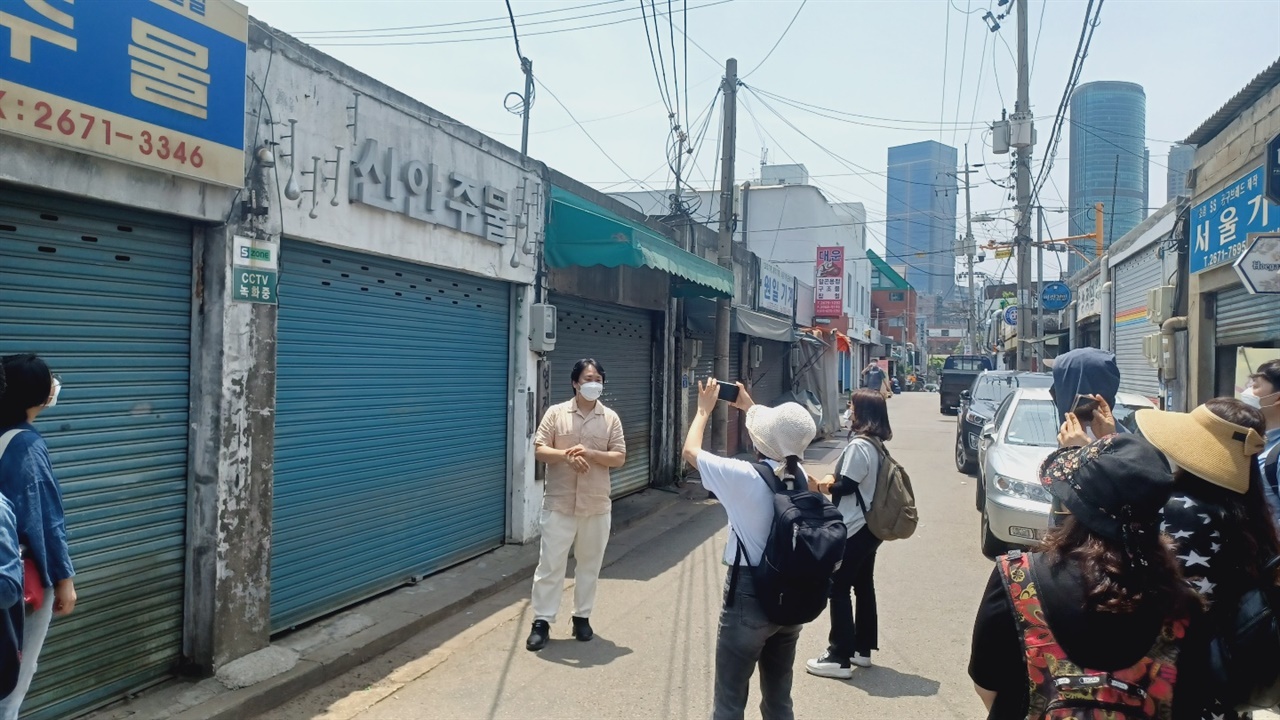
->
[[1162, 489, 1251, 720]]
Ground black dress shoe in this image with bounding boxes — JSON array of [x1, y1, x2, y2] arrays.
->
[[572, 616, 593, 642], [526, 620, 550, 651]]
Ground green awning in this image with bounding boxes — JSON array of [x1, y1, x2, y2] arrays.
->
[[546, 185, 734, 299]]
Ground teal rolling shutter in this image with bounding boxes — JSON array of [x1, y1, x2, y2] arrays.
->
[[272, 240, 510, 630], [0, 188, 190, 720], [547, 296, 655, 497]]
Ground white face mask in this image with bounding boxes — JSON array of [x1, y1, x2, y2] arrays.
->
[[578, 382, 604, 402], [46, 378, 62, 408], [1241, 387, 1280, 410]]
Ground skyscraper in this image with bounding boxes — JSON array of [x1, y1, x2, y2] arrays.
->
[[1167, 144, 1195, 201], [884, 141, 958, 307], [1067, 81, 1148, 275]]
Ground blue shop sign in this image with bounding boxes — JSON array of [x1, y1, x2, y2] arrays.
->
[[1040, 281, 1072, 312], [1190, 165, 1280, 273], [0, 0, 248, 186]]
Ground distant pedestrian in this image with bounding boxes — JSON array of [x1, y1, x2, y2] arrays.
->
[[807, 389, 892, 679], [969, 434, 1210, 719], [526, 359, 626, 652], [861, 361, 891, 400], [0, 354, 76, 718], [682, 379, 821, 720], [1135, 399, 1280, 718], [1240, 360, 1280, 527]]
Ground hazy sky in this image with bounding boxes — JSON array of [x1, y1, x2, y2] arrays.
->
[[246, 0, 1280, 282]]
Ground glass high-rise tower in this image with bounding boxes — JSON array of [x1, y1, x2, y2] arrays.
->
[[884, 141, 958, 305], [1167, 143, 1195, 201], [1067, 81, 1148, 276]]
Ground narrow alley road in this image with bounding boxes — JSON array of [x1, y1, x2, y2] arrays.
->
[[264, 392, 994, 720]]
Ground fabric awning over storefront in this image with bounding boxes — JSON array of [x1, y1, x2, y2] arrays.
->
[[686, 302, 797, 343], [545, 185, 734, 299]]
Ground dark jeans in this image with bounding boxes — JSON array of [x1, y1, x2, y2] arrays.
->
[[713, 568, 802, 720], [827, 525, 882, 661]]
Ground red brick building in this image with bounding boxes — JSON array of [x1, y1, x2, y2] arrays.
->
[[868, 249, 919, 356]]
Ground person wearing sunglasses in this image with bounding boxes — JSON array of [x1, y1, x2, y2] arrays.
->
[[0, 354, 76, 717]]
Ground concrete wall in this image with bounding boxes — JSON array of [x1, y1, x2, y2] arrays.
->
[[1187, 81, 1280, 405]]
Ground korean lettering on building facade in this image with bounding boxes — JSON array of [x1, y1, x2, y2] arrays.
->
[[758, 260, 796, 317], [0, 0, 247, 186], [814, 246, 845, 318], [1190, 165, 1280, 273], [349, 138, 513, 245]]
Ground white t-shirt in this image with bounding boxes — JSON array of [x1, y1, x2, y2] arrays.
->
[[832, 438, 881, 535], [696, 452, 808, 566]]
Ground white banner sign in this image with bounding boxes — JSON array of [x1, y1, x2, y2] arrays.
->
[[758, 261, 796, 316]]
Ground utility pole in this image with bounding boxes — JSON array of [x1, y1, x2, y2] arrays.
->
[[959, 146, 978, 355], [1036, 205, 1044, 370], [712, 58, 738, 455], [1013, 0, 1034, 371], [520, 58, 533, 157]]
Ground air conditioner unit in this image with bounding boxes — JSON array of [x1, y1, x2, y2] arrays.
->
[[530, 304, 556, 352], [682, 338, 703, 370], [1146, 286, 1175, 325], [750, 344, 764, 368]]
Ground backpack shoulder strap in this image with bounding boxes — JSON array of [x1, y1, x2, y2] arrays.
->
[[751, 462, 789, 493], [0, 430, 26, 462]]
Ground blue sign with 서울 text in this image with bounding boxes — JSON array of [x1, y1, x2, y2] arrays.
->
[[1190, 165, 1280, 273], [0, 0, 248, 186]]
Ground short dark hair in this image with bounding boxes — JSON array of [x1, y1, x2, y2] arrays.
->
[[849, 388, 892, 441], [1252, 360, 1280, 391], [570, 358, 605, 389], [0, 354, 52, 428]]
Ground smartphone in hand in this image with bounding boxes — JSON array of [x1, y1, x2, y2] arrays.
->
[[716, 380, 740, 403], [1071, 394, 1099, 423]]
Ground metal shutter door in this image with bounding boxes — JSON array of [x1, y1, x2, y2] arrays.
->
[[548, 296, 654, 497], [748, 340, 790, 407], [1217, 286, 1280, 347], [1113, 247, 1163, 401], [272, 240, 509, 630], [688, 333, 743, 454], [0, 190, 190, 720]]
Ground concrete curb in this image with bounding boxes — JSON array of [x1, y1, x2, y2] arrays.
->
[[85, 488, 687, 720]]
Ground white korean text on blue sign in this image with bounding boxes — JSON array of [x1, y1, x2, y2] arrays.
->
[[0, 0, 248, 187], [758, 261, 795, 317], [1190, 166, 1280, 273]]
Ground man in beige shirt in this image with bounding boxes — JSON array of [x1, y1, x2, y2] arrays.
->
[[526, 358, 626, 652]]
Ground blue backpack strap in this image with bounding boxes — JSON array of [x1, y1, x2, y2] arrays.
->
[[752, 462, 788, 493], [1266, 443, 1280, 500]]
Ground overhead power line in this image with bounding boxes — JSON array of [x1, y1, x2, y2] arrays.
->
[[292, 0, 629, 35], [302, 0, 734, 47], [741, 0, 808, 79]]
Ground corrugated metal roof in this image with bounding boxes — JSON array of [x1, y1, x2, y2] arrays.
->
[[1183, 56, 1280, 146]]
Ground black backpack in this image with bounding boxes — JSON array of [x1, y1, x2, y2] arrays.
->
[[729, 463, 848, 626]]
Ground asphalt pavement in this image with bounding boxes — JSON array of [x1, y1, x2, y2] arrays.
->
[[263, 392, 996, 720]]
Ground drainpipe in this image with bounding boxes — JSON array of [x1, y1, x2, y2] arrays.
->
[[1099, 256, 1113, 353], [1068, 301, 1077, 351]]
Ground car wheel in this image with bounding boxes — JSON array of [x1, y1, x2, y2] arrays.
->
[[955, 433, 976, 474], [981, 509, 1009, 558], [975, 473, 985, 513]]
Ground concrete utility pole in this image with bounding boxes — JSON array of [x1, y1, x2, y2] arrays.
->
[[957, 146, 979, 355], [1013, 0, 1034, 371], [1036, 205, 1044, 370], [712, 58, 738, 455], [520, 58, 534, 157]]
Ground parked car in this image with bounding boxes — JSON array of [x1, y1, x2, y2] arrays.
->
[[954, 371, 1053, 474], [975, 387, 1156, 557], [923, 383, 939, 393], [939, 355, 994, 415]]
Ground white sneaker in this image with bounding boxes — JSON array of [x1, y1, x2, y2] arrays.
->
[[851, 653, 872, 668], [805, 653, 853, 680]]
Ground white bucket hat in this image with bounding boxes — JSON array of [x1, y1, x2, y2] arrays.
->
[[745, 403, 817, 461]]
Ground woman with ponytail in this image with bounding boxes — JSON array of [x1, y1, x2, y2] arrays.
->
[[806, 389, 892, 679]]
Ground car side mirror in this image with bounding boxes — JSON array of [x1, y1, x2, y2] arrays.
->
[[960, 390, 971, 401], [981, 423, 995, 439]]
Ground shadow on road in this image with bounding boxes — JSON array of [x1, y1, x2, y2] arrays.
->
[[534, 635, 634, 668], [845, 665, 942, 698]]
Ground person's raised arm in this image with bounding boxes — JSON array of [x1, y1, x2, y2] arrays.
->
[[682, 379, 720, 467]]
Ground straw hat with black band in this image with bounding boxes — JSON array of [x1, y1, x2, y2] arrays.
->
[[1134, 406, 1266, 494]]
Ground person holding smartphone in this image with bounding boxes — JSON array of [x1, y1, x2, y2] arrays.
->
[[1045, 348, 1124, 441], [683, 378, 818, 720], [526, 359, 626, 652]]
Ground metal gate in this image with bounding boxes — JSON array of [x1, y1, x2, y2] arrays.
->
[[1113, 246, 1163, 401], [272, 240, 510, 630], [549, 296, 655, 497], [0, 189, 190, 720], [689, 333, 743, 454], [748, 340, 790, 407], [1217, 285, 1280, 347]]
